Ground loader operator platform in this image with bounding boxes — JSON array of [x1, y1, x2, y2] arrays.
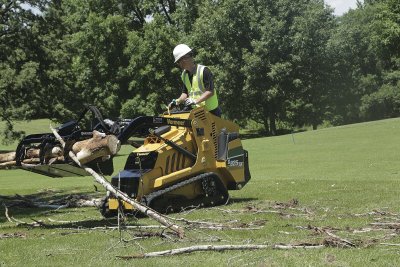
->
[[169, 44, 222, 117]]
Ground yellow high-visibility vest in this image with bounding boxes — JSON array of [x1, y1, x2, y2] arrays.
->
[[181, 64, 219, 111]]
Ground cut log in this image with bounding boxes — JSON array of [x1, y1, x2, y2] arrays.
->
[[0, 152, 16, 163], [72, 130, 120, 164], [22, 158, 41, 164], [0, 161, 17, 169], [44, 146, 63, 159], [25, 148, 40, 159]]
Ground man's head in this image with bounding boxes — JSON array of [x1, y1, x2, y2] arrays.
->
[[173, 44, 192, 63]]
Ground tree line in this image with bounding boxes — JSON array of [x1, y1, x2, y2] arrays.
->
[[1, 0, 399, 142]]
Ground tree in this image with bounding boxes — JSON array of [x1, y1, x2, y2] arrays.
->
[[190, 0, 256, 123], [241, 0, 334, 134], [327, 0, 400, 124], [0, 0, 49, 142]]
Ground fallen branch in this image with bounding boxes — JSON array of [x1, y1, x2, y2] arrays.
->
[[380, 243, 400, 247], [370, 222, 400, 228], [3, 204, 13, 223], [324, 231, 355, 248], [273, 244, 324, 250], [50, 125, 184, 238], [117, 243, 324, 259], [165, 216, 266, 231], [4, 204, 46, 227], [0, 232, 26, 239]]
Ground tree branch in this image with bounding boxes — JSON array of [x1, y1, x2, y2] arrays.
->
[[116, 243, 324, 258]]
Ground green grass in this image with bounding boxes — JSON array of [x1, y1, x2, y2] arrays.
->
[[0, 119, 53, 151], [1, 118, 400, 266]]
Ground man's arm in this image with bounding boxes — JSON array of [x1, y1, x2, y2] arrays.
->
[[176, 93, 188, 104], [193, 90, 213, 105]]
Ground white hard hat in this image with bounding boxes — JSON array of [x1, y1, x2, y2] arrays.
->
[[173, 44, 192, 63]]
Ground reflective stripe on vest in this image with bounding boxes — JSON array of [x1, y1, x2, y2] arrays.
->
[[181, 64, 219, 111]]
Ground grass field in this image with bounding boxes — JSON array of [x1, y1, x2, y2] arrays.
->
[[1, 118, 400, 266]]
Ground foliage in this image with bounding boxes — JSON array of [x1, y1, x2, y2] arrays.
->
[[1, 0, 400, 141], [0, 0, 49, 142], [326, 0, 400, 125], [360, 82, 400, 120], [120, 93, 158, 118]]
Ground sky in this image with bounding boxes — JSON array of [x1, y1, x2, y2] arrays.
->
[[325, 0, 363, 16]]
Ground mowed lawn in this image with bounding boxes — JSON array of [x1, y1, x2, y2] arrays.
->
[[0, 118, 400, 266]]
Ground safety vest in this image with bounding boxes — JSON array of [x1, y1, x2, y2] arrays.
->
[[181, 64, 219, 111]]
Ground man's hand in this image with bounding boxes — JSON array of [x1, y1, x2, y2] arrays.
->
[[168, 99, 178, 109], [184, 98, 197, 107]]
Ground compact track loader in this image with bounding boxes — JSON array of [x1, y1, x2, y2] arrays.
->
[[12, 105, 251, 216]]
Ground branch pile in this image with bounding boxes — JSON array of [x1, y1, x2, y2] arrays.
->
[[0, 194, 102, 209]]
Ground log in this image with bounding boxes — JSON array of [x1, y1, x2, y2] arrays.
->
[[0, 159, 39, 169], [0, 161, 16, 169], [0, 145, 63, 167], [50, 125, 185, 238], [25, 148, 40, 158], [0, 152, 15, 163], [72, 130, 120, 164]]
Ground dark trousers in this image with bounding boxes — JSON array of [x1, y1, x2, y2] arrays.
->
[[209, 107, 222, 117]]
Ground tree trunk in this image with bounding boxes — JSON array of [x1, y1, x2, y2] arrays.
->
[[269, 102, 277, 136], [269, 116, 277, 136], [263, 117, 270, 136]]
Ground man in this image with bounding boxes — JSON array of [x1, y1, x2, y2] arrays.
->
[[169, 44, 222, 117]]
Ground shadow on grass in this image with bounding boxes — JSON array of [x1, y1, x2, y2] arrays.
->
[[0, 191, 102, 224], [240, 129, 307, 140], [0, 193, 259, 225], [229, 197, 258, 204]]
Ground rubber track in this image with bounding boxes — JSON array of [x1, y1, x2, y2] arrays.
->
[[142, 172, 225, 207]]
